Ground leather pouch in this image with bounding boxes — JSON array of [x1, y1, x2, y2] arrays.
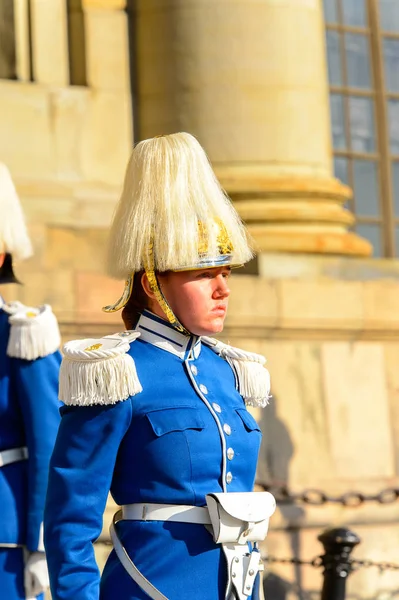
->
[[205, 491, 276, 544]]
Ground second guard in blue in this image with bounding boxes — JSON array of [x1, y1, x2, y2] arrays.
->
[[0, 162, 62, 600]]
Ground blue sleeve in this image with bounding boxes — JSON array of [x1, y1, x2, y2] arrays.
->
[[44, 400, 132, 600], [12, 350, 62, 551]]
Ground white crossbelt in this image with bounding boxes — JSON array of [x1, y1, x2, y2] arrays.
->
[[111, 504, 212, 600], [0, 447, 28, 468], [110, 509, 169, 600]]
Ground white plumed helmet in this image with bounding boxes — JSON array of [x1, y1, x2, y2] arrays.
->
[[0, 162, 32, 261]]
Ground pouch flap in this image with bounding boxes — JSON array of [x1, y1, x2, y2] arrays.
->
[[208, 491, 276, 522]]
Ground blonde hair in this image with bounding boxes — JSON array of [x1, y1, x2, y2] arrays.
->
[[107, 132, 252, 279], [0, 163, 32, 260]]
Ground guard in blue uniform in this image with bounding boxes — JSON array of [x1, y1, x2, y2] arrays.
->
[[0, 162, 62, 599], [44, 133, 276, 600]]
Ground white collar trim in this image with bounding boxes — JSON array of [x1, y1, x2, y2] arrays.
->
[[135, 311, 201, 360]]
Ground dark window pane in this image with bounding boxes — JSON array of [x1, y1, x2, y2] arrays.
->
[[0, 0, 16, 79], [334, 156, 349, 185], [356, 223, 382, 257], [342, 0, 367, 27], [383, 38, 399, 93], [353, 160, 380, 217], [391, 162, 399, 215], [387, 100, 399, 154], [379, 0, 399, 33], [349, 96, 375, 152], [326, 30, 342, 86], [345, 33, 371, 89], [330, 94, 347, 149], [323, 0, 338, 23]]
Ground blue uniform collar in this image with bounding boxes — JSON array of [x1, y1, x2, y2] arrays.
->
[[134, 310, 201, 360]]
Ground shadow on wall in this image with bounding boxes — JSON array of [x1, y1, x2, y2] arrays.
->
[[264, 573, 292, 600], [259, 395, 308, 600], [264, 574, 320, 600]]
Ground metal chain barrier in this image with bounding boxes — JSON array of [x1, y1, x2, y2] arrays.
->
[[265, 555, 323, 568], [264, 555, 399, 574], [256, 482, 399, 506], [351, 559, 399, 573]]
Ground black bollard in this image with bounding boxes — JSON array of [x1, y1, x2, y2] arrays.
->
[[318, 528, 360, 600]]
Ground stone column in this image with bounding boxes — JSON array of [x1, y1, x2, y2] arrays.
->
[[81, 0, 133, 184], [135, 0, 371, 257], [30, 0, 69, 85]]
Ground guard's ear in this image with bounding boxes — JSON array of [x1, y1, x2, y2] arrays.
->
[[0, 253, 4, 268], [141, 272, 156, 300]]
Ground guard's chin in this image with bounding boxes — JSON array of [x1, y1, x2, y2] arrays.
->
[[191, 322, 225, 337], [207, 319, 225, 334]]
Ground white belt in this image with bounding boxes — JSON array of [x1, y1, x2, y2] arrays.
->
[[122, 502, 211, 525], [111, 504, 262, 600], [0, 447, 28, 468]]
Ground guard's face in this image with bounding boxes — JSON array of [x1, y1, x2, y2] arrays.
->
[[159, 266, 231, 336]]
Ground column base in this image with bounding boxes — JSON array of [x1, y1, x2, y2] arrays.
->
[[249, 226, 372, 256], [216, 170, 373, 258]]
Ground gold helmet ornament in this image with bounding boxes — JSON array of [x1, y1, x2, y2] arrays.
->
[[103, 132, 253, 333]]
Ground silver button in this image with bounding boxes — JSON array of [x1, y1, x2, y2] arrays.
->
[[199, 384, 208, 394], [227, 447, 235, 460], [212, 402, 221, 413], [190, 364, 198, 376], [223, 424, 231, 435], [226, 472, 233, 484]]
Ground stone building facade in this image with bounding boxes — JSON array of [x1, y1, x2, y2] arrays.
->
[[1, 0, 399, 597]]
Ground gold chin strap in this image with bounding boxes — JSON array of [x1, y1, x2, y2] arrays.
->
[[102, 275, 134, 313], [144, 242, 190, 336]]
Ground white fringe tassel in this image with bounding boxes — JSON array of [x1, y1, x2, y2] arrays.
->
[[203, 337, 271, 408], [59, 351, 142, 406], [7, 307, 61, 360]]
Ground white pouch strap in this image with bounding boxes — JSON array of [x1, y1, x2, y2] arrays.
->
[[110, 510, 168, 600], [222, 544, 262, 600]]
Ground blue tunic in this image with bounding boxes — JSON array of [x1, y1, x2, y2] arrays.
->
[[0, 299, 61, 599], [44, 311, 262, 600]]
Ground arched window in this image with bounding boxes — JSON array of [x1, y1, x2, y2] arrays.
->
[[324, 0, 399, 257]]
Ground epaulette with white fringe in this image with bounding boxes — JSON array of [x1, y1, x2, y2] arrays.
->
[[1, 300, 24, 315], [202, 337, 271, 408], [7, 304, 61, 361], [59, 331, 142, 407]]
